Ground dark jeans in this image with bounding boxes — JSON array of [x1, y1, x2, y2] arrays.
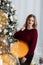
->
[[19, 55, 33, 65]]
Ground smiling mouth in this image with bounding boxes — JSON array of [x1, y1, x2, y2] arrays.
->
[[29, 23, 31, 24]]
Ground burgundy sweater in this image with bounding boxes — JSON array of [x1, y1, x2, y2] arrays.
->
[[14, 29, 38, 58]]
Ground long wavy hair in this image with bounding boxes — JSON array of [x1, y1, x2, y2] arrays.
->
[[24, 14, 37, 29]]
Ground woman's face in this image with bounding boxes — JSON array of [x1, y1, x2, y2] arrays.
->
[[27, 17, 35, 27]]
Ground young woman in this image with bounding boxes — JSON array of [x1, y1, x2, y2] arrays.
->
[[14, 14, 38, 65]]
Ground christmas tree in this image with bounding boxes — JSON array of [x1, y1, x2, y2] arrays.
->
[[0, 0, 18, 45], [0, 0, 20, 65]]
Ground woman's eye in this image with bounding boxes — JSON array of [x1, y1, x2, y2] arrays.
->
[[32, 20, 34, 22]]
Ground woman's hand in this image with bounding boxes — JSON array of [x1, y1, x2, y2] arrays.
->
[[21, 27, 25, 31], [21, 57, 27, 63]]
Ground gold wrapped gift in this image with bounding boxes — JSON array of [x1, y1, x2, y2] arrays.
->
[[0, 36, 20, 65], [0, 53, 17, 65]]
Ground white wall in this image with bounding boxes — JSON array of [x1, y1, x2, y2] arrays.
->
[[11, 0, 43, 64], [12, 0, 40, 30]]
